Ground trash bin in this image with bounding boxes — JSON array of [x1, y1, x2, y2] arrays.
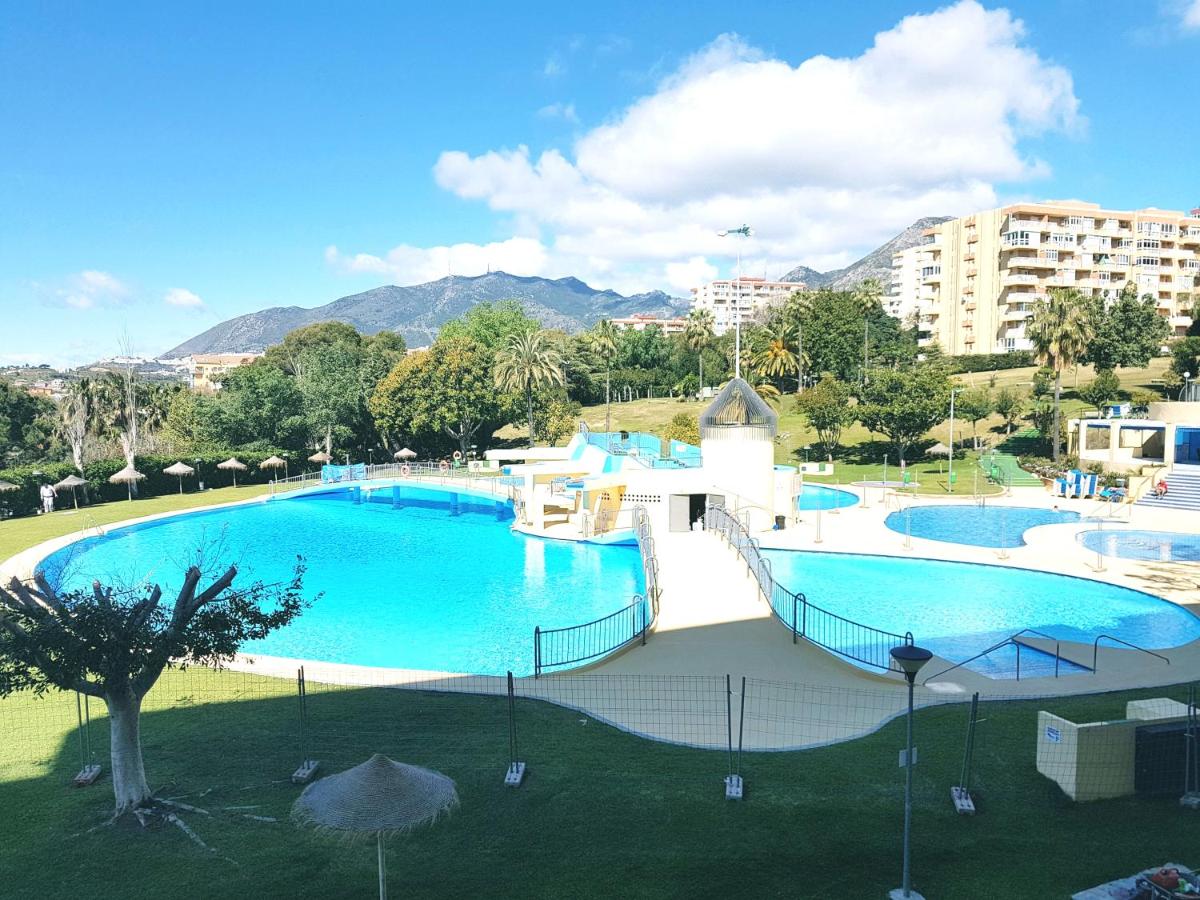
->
[[774, 515, 786, 530]]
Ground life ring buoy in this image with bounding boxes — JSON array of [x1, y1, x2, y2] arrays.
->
[[400, 464, 411, 477], [439, 460, 450, 473], [453, 450, 462, 461]]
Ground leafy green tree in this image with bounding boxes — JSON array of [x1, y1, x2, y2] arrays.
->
[[956, 388, 992, 449], [789, 288, 907, 382], [856, 365, 952, 464], [370, 339, 504, 458], [208, 362, 308, 450], [1026, 288, 1094, 462], [992, 386, 1024, 436], [661, 412, 700, 446], [296, 344, 363, 457], [794, 374, 854, 460], [0, 379, 57, 466], [683, 309, 715, 392], [494, 331, 566, 448], [437, 300, 539, 350], [1031, 367, 1053, 400], [533, 398, 581, 446], [1078, 369, 1122, 413], [1084, 283, 1170, 371], [262, 321, 363, 377], [0, 562, 310, 816], [1170, 337, 1200, 396]]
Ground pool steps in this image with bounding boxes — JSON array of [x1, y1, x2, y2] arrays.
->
[[1135, 467, 1200, 512]]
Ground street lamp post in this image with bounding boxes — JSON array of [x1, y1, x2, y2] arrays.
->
[[889, 636, 933, 900], [718, 225, 753, 379]]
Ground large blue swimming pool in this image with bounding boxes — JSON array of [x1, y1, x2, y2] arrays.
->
[[885, 504, 1082, 548], [1079, 530, 1200, 562], [39, 486, 642, 676], [763, 550, 1200, 678], [796, 484, 858, 511]]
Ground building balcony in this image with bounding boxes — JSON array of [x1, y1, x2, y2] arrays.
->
[[965, 302, 977, 311], [1003, 272, 1040, 285]]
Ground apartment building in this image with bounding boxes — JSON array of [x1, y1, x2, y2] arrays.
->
[[906, 201, 1200, 355], [888, 244, 933, 323], [610, 313, 687, 335], [189, 352, 260, 393], [690, 277, 801, 335]]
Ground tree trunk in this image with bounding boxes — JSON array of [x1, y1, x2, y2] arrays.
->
[[605, 369, 612, 434], [324, 424, 332, 457], [698, 356, 704, 396], [1052, 371, 1062, 462], [106, 690, 152, 815], [527, 389, 535, 449]]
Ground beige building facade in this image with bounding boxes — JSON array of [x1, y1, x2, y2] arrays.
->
[[189, 352, 260, 393], [690, 277, 801, 336], [908, 201, 1200, 355], [611, 313, 687, 335]]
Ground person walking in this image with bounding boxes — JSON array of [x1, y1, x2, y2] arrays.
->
[[39, 482, 55, 514]]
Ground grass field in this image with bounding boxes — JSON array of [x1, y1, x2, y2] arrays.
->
[[1, 668, 1196, 899]]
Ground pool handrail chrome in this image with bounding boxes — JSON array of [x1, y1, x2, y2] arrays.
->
[[1091, 634, 1170, 672], [921, 628, 1083, 684]]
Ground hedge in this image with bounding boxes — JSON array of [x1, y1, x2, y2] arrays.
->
[[946, 351, 1035, 374], [0, 449, 306, 518]]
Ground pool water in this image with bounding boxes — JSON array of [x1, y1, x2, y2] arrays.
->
[[796, 484, 858, 511], [763, 550, 1200, 678], [1079, 530, 1200, 562], [885, 504, 1082, 548], [39, 486, 643, 676]]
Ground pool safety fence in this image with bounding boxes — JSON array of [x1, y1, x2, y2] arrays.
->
[[6, 668, 1199, 819], [703, 504, 910, 672], [532, 506, 661, 678], [269, 463, 516, 500]]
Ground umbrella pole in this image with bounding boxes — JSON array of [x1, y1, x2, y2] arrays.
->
[[127, 482, 132, 502], [178, 476, 183, 495], [73, 489, 79, 510], [377, 832, 387, 900]]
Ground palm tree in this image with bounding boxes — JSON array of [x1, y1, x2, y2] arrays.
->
[[494, 330, 566, 448], [752, 330, 798, 389], [586, 320, 619, 433], [683, 309, 715, 395], [752, 380, 781, 403], [1026, 287, 1094, 462]]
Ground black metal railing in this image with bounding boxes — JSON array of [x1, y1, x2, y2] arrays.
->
[[704, 505, 909, 672], [533, 506, 660, 677]]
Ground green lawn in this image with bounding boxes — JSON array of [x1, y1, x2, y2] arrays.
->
[[0, 485, 271, 564], [0, 668, 1195, 898]]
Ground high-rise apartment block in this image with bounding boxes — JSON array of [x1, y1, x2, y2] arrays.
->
[[690, 277, 801, 335], [900, 201, 1200, 355]]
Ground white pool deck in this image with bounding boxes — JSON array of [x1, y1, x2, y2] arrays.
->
[[3, 479, 1199, 750]]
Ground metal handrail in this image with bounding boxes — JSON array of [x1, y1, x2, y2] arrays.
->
[[533, 505, 659, 677], [1092, 634, 1171, 671], [704, 504, 908, 672], [921, 630, 1082, 684]]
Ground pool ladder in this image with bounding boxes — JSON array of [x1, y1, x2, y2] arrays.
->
[[922, 629, 1085, 684]]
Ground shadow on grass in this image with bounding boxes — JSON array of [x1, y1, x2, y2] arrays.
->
[[0, 672, 1197, 899]]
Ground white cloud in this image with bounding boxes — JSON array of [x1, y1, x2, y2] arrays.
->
[[334, 1, 1080, 295], [1183, 0, 1200, 28], [537, 101, 580, 124], [164, 287, 205, 308], [325, 237, 551, 285], [39, 269, 130, 310], [543, 54, 564, 78]]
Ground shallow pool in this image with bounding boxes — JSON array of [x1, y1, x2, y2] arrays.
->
[[763, 549, 1200, 678], [885, 504, 1082, 548], [796, 484, 858, 511], [1079, 530, 1200, 563], [39, 485, 643, 676]]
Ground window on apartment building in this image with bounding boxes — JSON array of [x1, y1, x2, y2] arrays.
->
[[1162, 224, 1177, 235], [1137, 257, 1161, 267], [1115, 254, 1131, 265], [1067, 216, 1084, 227], [1003, 231, 1031, 246], [1137, 239, 1161, 250], [1103, 218, 1119, 231], [1118, 238, 1134, 249], [1096, 272, 1111, 282], [1003, 338, 1017, 351], [1043, 249, 1059, 261]]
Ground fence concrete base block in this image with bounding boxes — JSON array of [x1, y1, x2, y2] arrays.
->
[[724, 774, 743, 800], [291, 759, 320, 785], [1181, 792, 1200, 810], [504, 762, 526, 787], [888, 890, 926, 900], [951, 785, 976, 815], [73, 764, 101, 787]]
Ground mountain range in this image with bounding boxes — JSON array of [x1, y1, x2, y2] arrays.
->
[[162, 217, 952, 357]]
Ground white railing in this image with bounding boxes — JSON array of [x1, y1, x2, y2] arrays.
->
[[270, 461, 517, 501]]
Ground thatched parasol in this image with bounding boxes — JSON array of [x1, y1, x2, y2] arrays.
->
[[108, 464, 146, 501], [54, 474, 88, 510], [393, 448, 417, 461], [217, 457, 248, 487], [259, 454, 289, 481], [163, 461, 196, 494], [0, 480, 17, 492], [308, 451, 332, 465], [292, 754, 457, 900], [927, 442, 951, 457]]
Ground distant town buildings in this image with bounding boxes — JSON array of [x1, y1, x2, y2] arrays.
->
[[898, 201, 1200, 355], [690, 277, 801, 335], [610, 313, 687, 335], [189, 352, 260, 393]]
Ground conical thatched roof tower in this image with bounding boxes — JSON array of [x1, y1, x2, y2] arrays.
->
[[699, 378, 778, 527], [700, 378, 778, 442]]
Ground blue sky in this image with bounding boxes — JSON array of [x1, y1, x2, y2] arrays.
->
[[1, 0, 1198, 365]]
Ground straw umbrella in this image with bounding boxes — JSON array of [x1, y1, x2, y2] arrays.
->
[[927, 442, 951, 457], [393, 448, 417, 461], [163, 461, 196, 494], [54, 474, 88, 510], [0, 480, 17, 492], [217, 457, 248, 487], [259, 454, 288, 481], [108, 464, 146, 501], [309, 451, 332, 465], [292, 754, 457, 900]]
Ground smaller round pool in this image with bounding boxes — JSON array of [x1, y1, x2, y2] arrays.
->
[[886, 504, 1082, 548], [796, 484, 858, 510], [1079, 530, 1200, 562]]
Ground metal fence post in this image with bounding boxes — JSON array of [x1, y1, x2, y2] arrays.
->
[[723, 674, 743, 799], [72, 692, 101, 786], [952, 692, 979, 814], [291, 666, 319, 784], [504, 671, 526, 786]]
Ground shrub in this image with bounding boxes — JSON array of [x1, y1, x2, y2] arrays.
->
[[662, 412, 700, 447]]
